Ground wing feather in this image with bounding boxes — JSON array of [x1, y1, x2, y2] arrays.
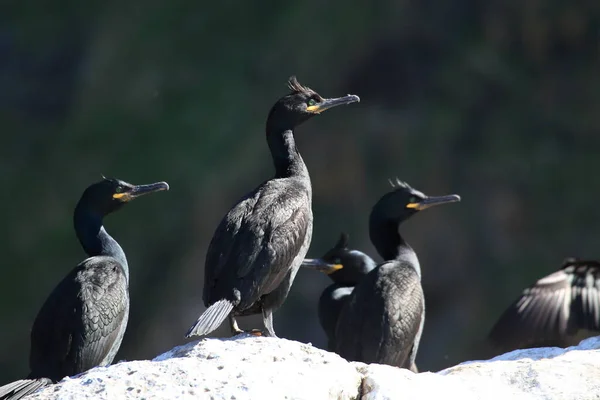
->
[[29, 257, 128, 380], [203, 179, 310, 310], [334, 261, 423, 368], [489, 261, 600, 352]]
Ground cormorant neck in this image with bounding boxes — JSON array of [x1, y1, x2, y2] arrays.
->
[[369, 218, 405, 261], [266, 127, 308, 178], [369, 217, 421, 278], [74, 205, 129, 282]]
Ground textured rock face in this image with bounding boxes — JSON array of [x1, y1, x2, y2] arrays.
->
[[25, 335, 600, 400], [360, 337, 600, 400]]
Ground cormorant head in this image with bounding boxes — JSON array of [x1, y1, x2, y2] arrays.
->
[[78, 177, 170, 216], [302, 233, 376, 286], [370, 178, 461, 224], [266, 76, 360, 131]]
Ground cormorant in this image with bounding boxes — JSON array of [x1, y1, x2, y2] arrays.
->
[[186, 77, 360, 338], [488, 258, 600, 353], [303, 179, 460, 371], [302, 232, 375, 350], [0, 177, 169, 400]]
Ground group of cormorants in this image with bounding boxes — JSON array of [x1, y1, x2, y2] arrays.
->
[[1, 77, 598, 399], [303, 180, 460, 372]]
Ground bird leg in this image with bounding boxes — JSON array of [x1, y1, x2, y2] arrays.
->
[[229, 314, 264, 337], [262, 307, 277, 338], [229, 315, 244, 336]]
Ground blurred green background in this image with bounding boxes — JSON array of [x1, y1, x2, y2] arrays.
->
[[1, 1, 599, 381]]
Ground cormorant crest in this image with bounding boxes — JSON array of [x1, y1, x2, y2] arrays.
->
[[287, 76, 321, 99], [335, 232, 350, 249], [99, 174, 124, 186], [387, 177, 412, 190], [100, 174, 116, 183], [287, 76, 309, 93]]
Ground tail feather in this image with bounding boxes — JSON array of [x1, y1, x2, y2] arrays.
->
[[0, 378, 52, 400], [185, 299, 234, 338]]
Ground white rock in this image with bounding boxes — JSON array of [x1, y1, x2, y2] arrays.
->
[[358, 364, 532, 400], [25, 335, 600, 400], [27, 335, 362, 400], [438, 336, 600, 400]]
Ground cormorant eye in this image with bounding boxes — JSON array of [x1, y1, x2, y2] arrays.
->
[[115, 187, 123, 193], [409, 196, 418, 204], [334, 258, 341, 265], [307, 99, 317, 106]]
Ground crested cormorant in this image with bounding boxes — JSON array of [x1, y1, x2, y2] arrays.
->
[[0, 177, 169, 400], [303, 179, 460, 371], [186, 77, 359, 338], [488, 258, 600, 353], [302, 232, 375, 350]]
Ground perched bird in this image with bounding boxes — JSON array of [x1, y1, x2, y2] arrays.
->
[[186, 77, 360, 338], [302, 232, 375, 350], [489, 258, 600, 353], [303, 179, 460, 371], [0, 177, 169, 400]]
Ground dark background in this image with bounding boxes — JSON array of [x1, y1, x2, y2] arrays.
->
[[1, 1, 599, 381]]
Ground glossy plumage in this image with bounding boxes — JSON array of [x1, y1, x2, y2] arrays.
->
[[303, 179, 460, 371], [29, 256, 129, 378], [0, 178, 168, 400], [186, 77, 359, 338], [303, 233, 376, 350], [489, 258, 600, 352]]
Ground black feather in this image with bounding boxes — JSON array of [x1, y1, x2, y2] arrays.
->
[[489, 259, 600, 352]]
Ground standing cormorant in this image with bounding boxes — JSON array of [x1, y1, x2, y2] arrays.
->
[[488, 258, 600, 353], [0, 177, 169, 400], [186, 77, 360, 338], [303, 179, 460, 371]]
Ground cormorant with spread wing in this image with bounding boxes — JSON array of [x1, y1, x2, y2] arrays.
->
[[489, 258, 600, 352]]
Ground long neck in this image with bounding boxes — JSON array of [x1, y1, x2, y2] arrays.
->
[[74, 205, 129, 282], [369, 216, 421, 278], [266, 128, 309, 178]]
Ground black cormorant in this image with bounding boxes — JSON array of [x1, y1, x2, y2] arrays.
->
[[303, 179, 460, 371], [186, 77, 360, 338], [488, 258, 600, 353], [302, 232, 375, 350], [0, 177, 169, 400]]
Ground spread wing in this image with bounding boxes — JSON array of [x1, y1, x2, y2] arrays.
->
[[334, 262, 424, 368], [203, 179, 310, 310], [488, 263, 600, 352], [30, 257, 129, 380]]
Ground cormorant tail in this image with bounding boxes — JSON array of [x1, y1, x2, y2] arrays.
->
[[185, 299, 234, 338], [0, 378, 52, 400]]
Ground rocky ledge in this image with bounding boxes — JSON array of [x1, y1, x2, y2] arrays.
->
[[25, 335, 600, 400]]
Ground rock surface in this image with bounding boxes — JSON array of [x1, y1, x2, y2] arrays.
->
[[26, 335, 600, 400]]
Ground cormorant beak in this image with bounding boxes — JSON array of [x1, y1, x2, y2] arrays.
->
[[406, 194, 461, 211], [302, 258, 343, 274], [113, 181, 170, 202], [306, 94, 360, 114]]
